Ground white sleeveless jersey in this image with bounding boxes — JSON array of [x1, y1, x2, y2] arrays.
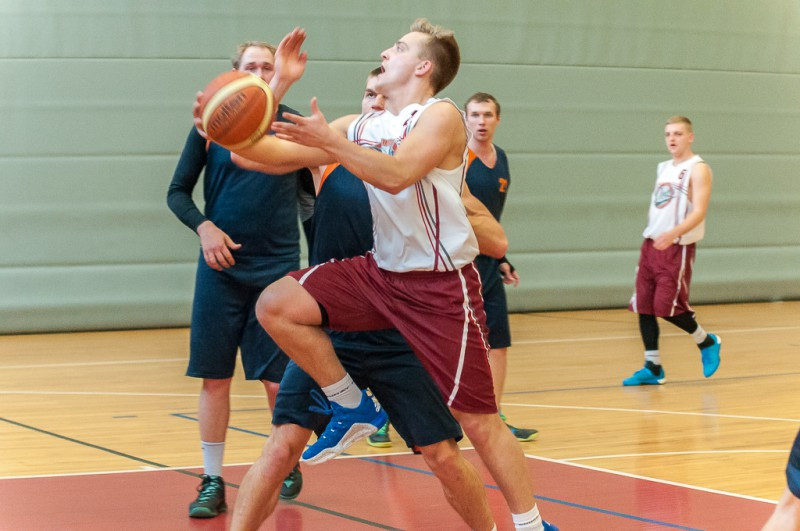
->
[[643, 154, 706, 245], [347, 98, 478, 272]]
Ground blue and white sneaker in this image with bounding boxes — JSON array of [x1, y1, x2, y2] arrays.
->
[[622, 361, 666, 386], [301, 389, 388, 465], [701, 333, 722, 378], [543, 521, 559, 531]]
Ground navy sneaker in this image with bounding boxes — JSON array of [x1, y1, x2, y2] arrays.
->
[[701, 333, 722, 377], [367, 420, 392, 448], [543, 521, 559, 531], [279, 464, 302, 500], [622, 361, 666, 386], [301, 389, 388, 465], [499, 412, 539, 442], [188, 474, 226, 518]]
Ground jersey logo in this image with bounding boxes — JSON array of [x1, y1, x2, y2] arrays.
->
[[498, 178, 508, 193], [654, 183, 674, 208]]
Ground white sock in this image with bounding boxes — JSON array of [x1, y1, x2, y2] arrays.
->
[[644, 350, 661, 366], [321, 374, 362, 408], [691, 325, 708, 344], [512, 504, 543, 530], [201, 441, 225, 477]]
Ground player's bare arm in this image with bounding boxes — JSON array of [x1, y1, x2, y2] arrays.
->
[[653, 162, 713, 250], [273, 100, 465, 194], [268, 27, 307, 104], [463, 182, 508, 259]]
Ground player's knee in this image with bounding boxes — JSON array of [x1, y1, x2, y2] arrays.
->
[[255, 286, 288, 331], [454, 411, 496, 444], [419, 440, 461, 475]]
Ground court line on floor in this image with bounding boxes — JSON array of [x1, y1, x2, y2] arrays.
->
[[0, 416, 403, 530], [514, 325, 800, 345], [501, 402, 800, 423], [0, 358, 186, 370], [0, 390, 264, 398], [530, 454, 777, 504]]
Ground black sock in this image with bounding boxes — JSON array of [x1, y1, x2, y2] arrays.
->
[[698, 335, 715, 349], [638, 314, 659, 351], [644, 360, 662, 375]]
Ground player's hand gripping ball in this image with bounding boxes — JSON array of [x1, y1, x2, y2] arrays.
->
[[198, 71, 275, 149]]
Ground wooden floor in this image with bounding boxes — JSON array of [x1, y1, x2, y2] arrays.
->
[[1, 301, 798, 528]]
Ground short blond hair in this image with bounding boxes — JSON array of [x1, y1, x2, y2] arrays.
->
[[231, 41, 276, 69], [410, 18, 460, 94], [666, 115, 693, 132]]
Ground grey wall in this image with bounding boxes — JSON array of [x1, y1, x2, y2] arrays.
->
[[1, 0, 798, 333]]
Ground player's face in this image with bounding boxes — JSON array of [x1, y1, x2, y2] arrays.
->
[[664, 123, 693, 158], [377, 32, 428, 91], [465, 101, 500, 143], [362, 76, 386, 114], [238, 46, 276, 84]]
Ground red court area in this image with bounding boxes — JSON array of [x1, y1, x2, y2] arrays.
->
[[0, 451, 774, 530]]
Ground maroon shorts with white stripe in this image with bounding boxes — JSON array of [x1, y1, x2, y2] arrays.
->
[[629, 239, 696, 317], [288, 253, 497, 414]]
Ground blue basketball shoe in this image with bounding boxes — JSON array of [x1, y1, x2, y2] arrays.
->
[[622, 361, 666, 386], [543, 521, 559, 531], [301, 389, 388, 465], [701, 333, 722, 377]]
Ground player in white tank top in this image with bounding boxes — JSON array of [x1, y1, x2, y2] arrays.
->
[[624, 116, 721, 389], [209, 23, 556, 531], [347, 98, 478, 272], [643, 154, 706, 245]]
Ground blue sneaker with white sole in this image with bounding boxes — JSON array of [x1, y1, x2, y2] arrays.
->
[[622, 361, 666, 386], [701, 333, 721, 377], [301, 389, 388, 465]]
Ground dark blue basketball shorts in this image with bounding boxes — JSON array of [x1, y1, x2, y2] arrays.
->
[[273, 343, 463, 448], [474, 255, 511, 349], [186, 255, 297, 382]]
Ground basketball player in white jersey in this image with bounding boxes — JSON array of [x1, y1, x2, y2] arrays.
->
[[195, 20, 557, 531], [624, 116, 721, 386]]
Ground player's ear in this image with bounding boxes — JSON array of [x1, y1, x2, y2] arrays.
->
[[415, 59, 432, 76]]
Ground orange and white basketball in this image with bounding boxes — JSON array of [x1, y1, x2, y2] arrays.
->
[[198, 70, 275, 149]]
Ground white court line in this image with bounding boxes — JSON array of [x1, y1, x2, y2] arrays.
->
[[0, 449, 780, 505], [0, 390, 264, 399], [501, 402, 800, 423], [0, 358, 186, 370], [564, 449, 789, 461], [526, 454, 778, 504], [515, 325, 800, 345]]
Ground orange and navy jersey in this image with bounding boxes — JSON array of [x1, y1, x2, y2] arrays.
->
[[465, 145, 510, 222]]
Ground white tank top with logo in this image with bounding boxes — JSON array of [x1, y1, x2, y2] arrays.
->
[[346, 98, 478, 272], [643, 154, 705, 245]]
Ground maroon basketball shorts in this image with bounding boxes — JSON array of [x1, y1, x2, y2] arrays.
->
[[288, 253, 497, 414], [629, 239, 696, 317]]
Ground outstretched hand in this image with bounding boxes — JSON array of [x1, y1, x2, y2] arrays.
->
[[271, 97, 336, 149], [272, 27, 308, 91]]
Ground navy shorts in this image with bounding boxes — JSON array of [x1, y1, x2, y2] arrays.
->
[[272, 344, 463, 448], [474, 255, 511, 349], [787, 429, 800, 498], [186, 255, 297, 381]]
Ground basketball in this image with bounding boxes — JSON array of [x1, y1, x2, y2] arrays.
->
[[198, 70, 275, 149]]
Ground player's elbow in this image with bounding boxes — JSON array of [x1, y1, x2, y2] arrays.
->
[[481, 234, 508, 259]]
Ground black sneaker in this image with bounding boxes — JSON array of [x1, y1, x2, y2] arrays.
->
[[367, 420, 392, 448], [279, 464, 303, 500], [188, 474, 227, 518]]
